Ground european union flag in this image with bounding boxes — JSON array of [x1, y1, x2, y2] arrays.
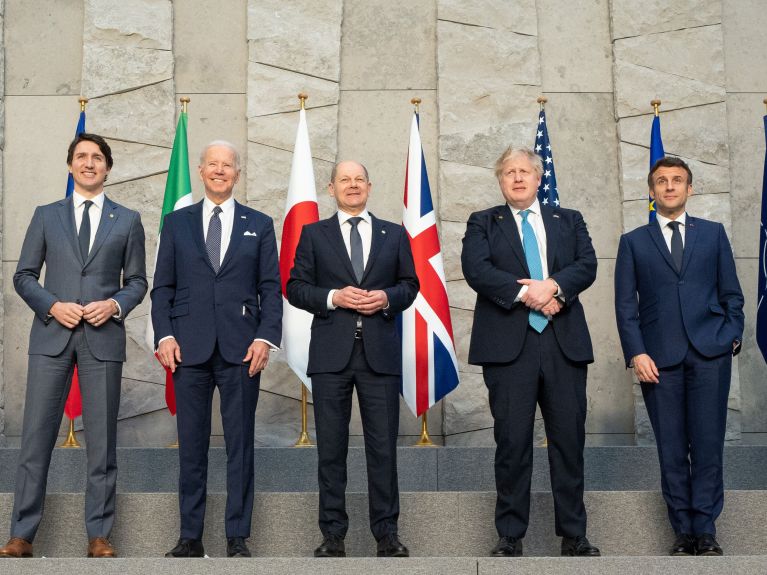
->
[[648, 114, 665, 222], [757, 113, 767, 363], [65, 109, 86, 197], [534, 107, 560, 207]]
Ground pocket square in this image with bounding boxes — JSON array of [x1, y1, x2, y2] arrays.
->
[[243, 231, 258, 237]]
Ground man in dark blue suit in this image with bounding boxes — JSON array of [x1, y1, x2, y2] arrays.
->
[[152, 141, 282, 558], [615, 156, 744, 556], [287, 160, 418, 558], [462, 146, 600, 558]]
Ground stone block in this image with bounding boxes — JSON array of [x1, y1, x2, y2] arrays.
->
[[247, 0, 342, 81], [4, 0, 83, 95], [118, 378, 166, 422], [437, 0, 537, 35], [174, 0, 247, 94], [438, 161, 498, 223], [439, 119, 536, 172], [247, 62, 339, 117], [685, 191, 733, 237], [248, 106, 338, 164], [442, 371, 492, 435], [103, 142, 172, 187], [82, 45, 173, 98], [439, 220, 466, 282], [446, 279, 476, 312], [451, 307, 480, 375], [336, 90, 439, 223], [445, 427, 494, 446], [116, 407, 177, 446], [537, 0, 612, 92], [341, 0, 436, 90], [84, 0, 171, 48], [723, 0, 767, 92], [610, 0, 720, 39], [621, 198, 652, 236]]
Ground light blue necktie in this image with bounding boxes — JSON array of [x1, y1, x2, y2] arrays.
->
[[520, 209, 548, 333]]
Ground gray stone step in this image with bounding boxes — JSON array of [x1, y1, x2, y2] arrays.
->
[[1, 446, 766, 493], [0, 491, 764, 558], [1, 557, 767, 575]]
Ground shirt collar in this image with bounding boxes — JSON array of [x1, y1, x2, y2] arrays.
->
[[509, 198, 541, 218], [337, 209, 371, 226], [72, 190, 105, 210], [203, 195, 235, 216], [656, 212, 687, 229]]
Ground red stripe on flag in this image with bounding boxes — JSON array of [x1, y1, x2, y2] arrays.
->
[[415, 310, 429, 415], [64, 365, 82, 419], [155, 352, 176, 416], [279, 201, 320, 296], [408, 226, 455, 340]]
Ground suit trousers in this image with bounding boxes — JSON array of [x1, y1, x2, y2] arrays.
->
[[11, 323, 122, 541], [311, 339, 401, 541], [174, 345, 260, 539], [483, 325, 588, 539], [641, 346, 731, 536]]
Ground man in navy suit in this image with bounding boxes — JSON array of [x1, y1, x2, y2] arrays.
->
[[287, 161, 418, 558], [615, 156, 744, 556], [152, 141, 282, 558], [461, 146, 600, 557]]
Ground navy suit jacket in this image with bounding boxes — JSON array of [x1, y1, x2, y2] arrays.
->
[[614, 216, 744, 368], [151, 199, 282, 366], [286, 214, 419, 376], [461, 204, 597, 366]]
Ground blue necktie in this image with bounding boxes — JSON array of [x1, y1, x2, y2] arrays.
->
[[348, 217, 364, 283], [520, 209, 548, 333], [206, 206, 223, 273]]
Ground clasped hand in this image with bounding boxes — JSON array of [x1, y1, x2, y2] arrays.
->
[[517, 278, 562, 316], [332, 286, 388, 315], [50, 300, 116, 329]]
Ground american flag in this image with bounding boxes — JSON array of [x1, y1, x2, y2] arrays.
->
[[757, 112, 767, 363], [534, 107, 560, 207], [400, 110, 459, 416]]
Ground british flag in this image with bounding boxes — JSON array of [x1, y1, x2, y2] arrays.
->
[[400, 110, 460, 417]]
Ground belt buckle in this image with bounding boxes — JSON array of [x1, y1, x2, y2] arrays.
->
[[354, 328, 363, 340]]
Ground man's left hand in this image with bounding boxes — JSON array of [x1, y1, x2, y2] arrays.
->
[[355, 290, 388, 315], [517, 278, 558, 311], [83, 299, 118, 327], [243, 340, 270, 377]]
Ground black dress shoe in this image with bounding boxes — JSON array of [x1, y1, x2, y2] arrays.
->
[[491, 536, 523, 557], [227, 537, 251, 558], [165, 538, 205, 558], [561, 535, 601, 557], [696, 533, 723, 556], [314, 535, 345, 558], [670, 533, 695, 556], [376, 533, 409, 557]]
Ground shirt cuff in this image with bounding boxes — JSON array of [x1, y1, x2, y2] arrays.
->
[[327, 289, 337, 310], [158, 335, 175, 346], [514, 284, 529, 303], [110, 298, 122, 319], [254, 338, 279, 351]]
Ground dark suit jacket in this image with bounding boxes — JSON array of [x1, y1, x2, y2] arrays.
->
[[461, 204, 597, 366], [286, 214, 419, 376], [614, 216, 744, 368], [14, 195, 147, 362], [151, 199, 282, 366]]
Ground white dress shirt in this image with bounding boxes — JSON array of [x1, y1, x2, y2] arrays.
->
[[509, 199, 555, 303], [202, 195, 235, 263], [656, 211, 687, 251], [327, 209, 372, 310]]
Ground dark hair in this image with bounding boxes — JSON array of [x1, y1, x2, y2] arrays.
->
[[66, 133, 114, 169], [648, 156, 692, 188]]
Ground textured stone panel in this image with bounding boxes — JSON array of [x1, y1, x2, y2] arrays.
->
[[537, 0, 613, 92], [248, 63, 339, 118], [249, 107, 338, 164], [82, 45, 173, 97], [341, 0, 437, 90], [248, 0, 342, 81], [451, 307, 480, 375], [84, 0, 171, 49], [116, 406, 177, 446], [446, 279, 477, 312], [440, 220, 466, 282], [438, 0, 537, 35], [723, 0, 767, 92], [438, 161, 498, 223], [443, 371, 491, 435], [685, 192, 733, 237], [610, 0, 720, 39], [4, 0, 83, 95], [445, 427, 494, 446], [736, 260, 767, 434], [337, 90, 440, 224], [621, 198, 652, 236], [104, 142, 171, 187], [118, 378, 166, 421], [174, 0, 247, 94]]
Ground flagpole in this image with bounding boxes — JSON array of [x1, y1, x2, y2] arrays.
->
[[651, 99, 661, 116], [292, 92, 315, 448], [537, 95, 547, 109]]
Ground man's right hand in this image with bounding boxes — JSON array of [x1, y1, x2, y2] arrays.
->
[[158, 337, 182, 373], [332, 286, 369, 310], [49, 301, 84, 329], [632, 353, 659, 384]]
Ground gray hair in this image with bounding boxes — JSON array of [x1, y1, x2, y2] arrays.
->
[[199, 140, 241, 170], [494, 146, 543, 181], [330, 161, 369, 183]]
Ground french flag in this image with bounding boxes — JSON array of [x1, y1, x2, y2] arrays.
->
[[401, 110, 460, 416]]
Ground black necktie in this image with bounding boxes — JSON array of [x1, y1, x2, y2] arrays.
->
[[348, 217, 364, 283], [79, 200, 93, 261], [207, 206, 223, 273], [668, 221, 683, 272]]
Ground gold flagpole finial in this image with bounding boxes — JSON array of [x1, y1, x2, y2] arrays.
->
[[411, 97, 421, 113], [298, 93, 308, 110], [763, 97, 767, 114], [537, 95, 547, 109], [180, 97, 190, 114], [651, 99, 661, 117], [78, 97, 88, 112]]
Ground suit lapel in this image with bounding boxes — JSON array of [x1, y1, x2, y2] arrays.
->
[[541, 206, 558, 275], [495, 205, 529, 275], [363, 215, 386, 282], [648, 220, 678, 274], [188, 200, 214, 273], [219, 201, 247, 273], [680, 216, 698, 276], [56, 196, 83, 265], [85, 196, 119, 266], [320, 216, 357, 282]]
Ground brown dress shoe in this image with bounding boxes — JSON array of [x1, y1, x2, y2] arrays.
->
[[88, 537, 116, 558], [0, 537, 33, 558]]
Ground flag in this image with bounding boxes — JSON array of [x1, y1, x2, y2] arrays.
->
[[649, 114, 665, 222], [63, 107, 87, 421], [145, 109, 194, 414], [279, 107, 319, 388], [757, 112, 767, 363], [401, 110, 459, 416], [534, 107, 560, 207]]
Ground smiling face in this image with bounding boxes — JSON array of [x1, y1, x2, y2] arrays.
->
[[68, 140, 110, 197], [498, 153, 542, 210], [649, 166, 693, 219], [199, 145, 240, 204], [328, 161, 371, 215]]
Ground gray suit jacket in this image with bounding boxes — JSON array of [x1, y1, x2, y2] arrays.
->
[[13, 195, 147, 362]]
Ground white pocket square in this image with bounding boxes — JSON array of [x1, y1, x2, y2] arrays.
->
[[244, 231, 258, 236]]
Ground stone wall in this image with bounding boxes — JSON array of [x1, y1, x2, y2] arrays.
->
[[0, 0, 5, 446], [0, 0, 765, 446]]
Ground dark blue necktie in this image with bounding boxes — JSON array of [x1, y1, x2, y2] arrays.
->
[[668, 221, 683, 273], [520, 209, 548, 333], [348, 217, 364, 283], [206, 206, 223, 273], [79, 200, 93, 261]]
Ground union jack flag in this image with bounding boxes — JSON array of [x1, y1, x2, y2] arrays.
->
[[400, 110, 460, 416]]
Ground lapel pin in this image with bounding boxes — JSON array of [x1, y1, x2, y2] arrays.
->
[[382, 229, 386, 234], [241, 215, 247, 219], [109, 213, 114, 218], [498, 215, 504, 220]]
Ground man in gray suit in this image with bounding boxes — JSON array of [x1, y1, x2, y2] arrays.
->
[[0, 133, 147, 559]]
